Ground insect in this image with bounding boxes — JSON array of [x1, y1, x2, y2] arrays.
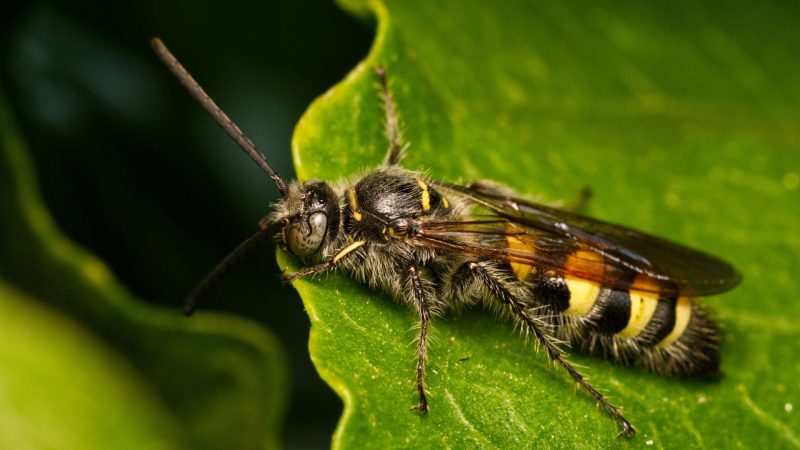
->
[[151, 37, 741, 437]]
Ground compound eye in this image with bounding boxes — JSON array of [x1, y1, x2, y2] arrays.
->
[[287, 212, 327, 257]]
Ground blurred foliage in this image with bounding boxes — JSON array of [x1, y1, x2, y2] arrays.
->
[[0, 279, 180, 450], [1, 1, 371, 448], [1, 85, 288, 448], [285, 0, 800, 448]]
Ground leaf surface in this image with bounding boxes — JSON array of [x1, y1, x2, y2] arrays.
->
[[285, 0, 800, 448]]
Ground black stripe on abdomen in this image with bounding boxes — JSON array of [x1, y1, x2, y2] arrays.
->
[[593, 288, 631, 334], [635, 295, 677, 346]]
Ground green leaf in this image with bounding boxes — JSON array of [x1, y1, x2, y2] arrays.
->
[[0, 279, 180, 450], [284, 0, 800, 448], [0, 86, 287, 447]]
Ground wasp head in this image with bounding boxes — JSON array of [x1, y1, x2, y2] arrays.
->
[[273, 180, 340, 259]]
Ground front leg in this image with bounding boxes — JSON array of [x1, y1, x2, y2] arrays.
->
[[282, 240, 366, 282], [407, 265, 431, 413]]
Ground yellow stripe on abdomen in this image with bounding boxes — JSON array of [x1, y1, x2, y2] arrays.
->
[[618, 289, 659, 338], [503, 234, 608, 319], [502, 226, 695, 347], [563, 250, 605, 316], [564, 277, 600, 316], [657, 296, 693, 348]]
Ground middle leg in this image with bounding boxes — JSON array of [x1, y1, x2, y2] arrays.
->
[[407, 265, 431, 412]]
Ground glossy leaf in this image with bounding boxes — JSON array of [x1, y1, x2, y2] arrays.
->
[[284, 0, 800, 448]]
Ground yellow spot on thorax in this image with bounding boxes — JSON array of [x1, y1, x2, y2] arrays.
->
[[347, 187, 362, 221], [417, 179, 431, 212], [657, 296, 693, 348], [441, 196, 450, 208]]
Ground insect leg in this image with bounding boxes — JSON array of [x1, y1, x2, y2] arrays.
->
[[282, 241, 366, 282], [374, 66, 407, 165], [465, 261, 636, 437], [407, 265, 431, 413]]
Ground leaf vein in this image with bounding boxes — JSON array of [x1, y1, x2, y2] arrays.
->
[[740, 386, 800, 448], [444, 389, 497, 449]]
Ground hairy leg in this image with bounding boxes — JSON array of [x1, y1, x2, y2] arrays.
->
[[449, 261, 635, 436], [374, 66, 407, 166], [407, 265, 432, 412]]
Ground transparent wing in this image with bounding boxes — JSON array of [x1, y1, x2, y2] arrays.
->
[[418, 183, 741, 296]]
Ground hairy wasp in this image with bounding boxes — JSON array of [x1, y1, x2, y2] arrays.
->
[[152, 38, 741, 436]]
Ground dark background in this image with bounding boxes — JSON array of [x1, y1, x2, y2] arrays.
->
[[1, 1, 372, 447]]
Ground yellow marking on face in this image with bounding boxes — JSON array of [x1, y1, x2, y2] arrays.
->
[[618, 287, 660, 338], [333, 240, 366, 264], [347, 187, 362, 221], [417, 179, 431, 212], [442, 196, 450, 208], [657, 296, 693, 348], [564, 277, 600, 316]]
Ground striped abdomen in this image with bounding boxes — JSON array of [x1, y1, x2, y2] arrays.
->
[[508, 243, 720, 376]]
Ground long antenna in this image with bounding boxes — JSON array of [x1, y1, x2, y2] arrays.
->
[[151, 37, 288, 196], [183, 221, 283, 316]]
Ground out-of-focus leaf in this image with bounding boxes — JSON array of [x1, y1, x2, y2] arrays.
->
[[0, 83, 288, 449], [0, 279, 179, 450]]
